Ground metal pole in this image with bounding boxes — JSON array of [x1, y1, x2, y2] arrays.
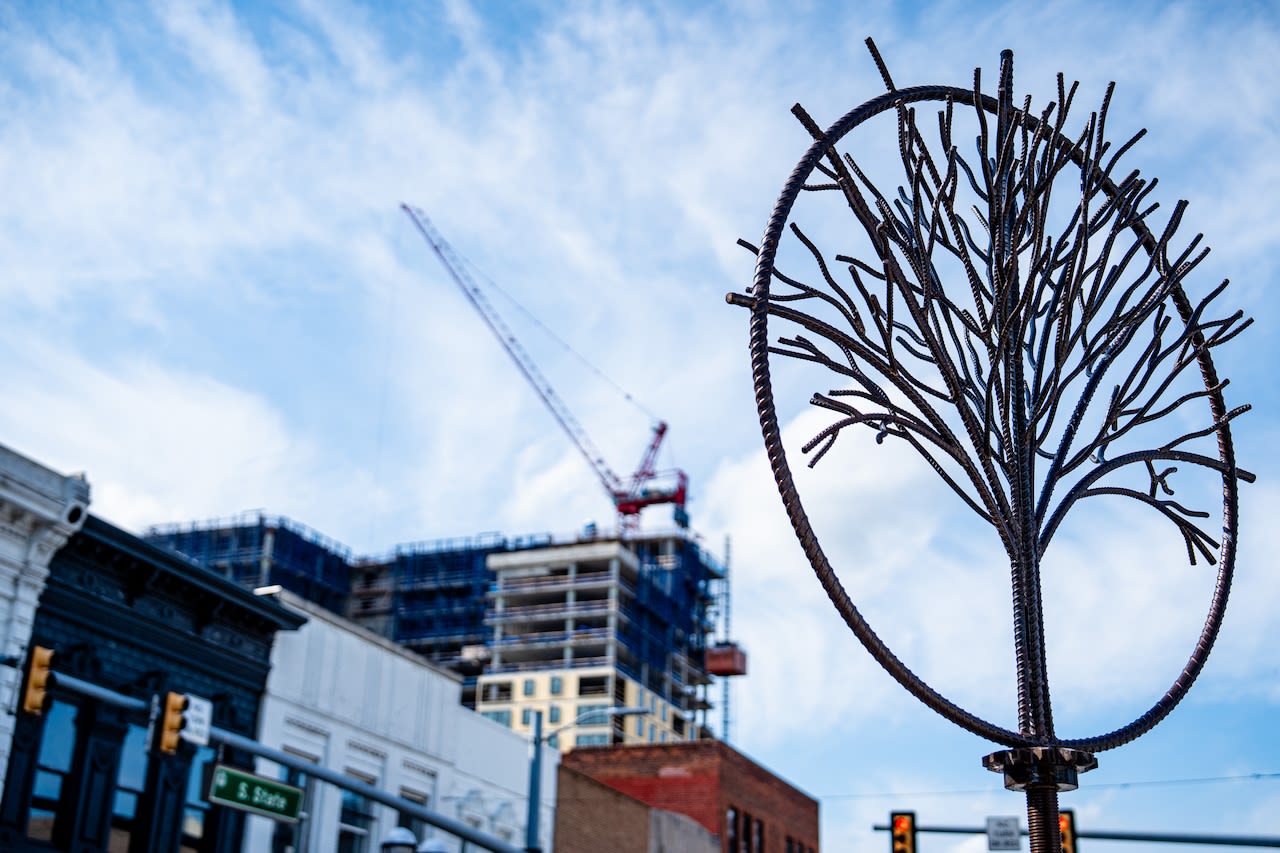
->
[[525, 709, 543, 853]]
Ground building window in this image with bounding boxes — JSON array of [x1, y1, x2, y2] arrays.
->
[[521, 708, 532, 726], [483, 681, 512, 702], [753, 817, 764, 853], [481, 710, 512, 727], [181, 744, 217, 845], [660, 703, 667, 722], [338, 770, 377, 853], [523, 678, 535, 697], [577, 703, 609, 723], [727, 807, 740, 853], [398, 787, 430, 841], [575, 734, 609, 746], [578, 675, 608, 696], [549, 705, 561, 724], [635, 716, 645, 735], [550, 676, 563, 695], [648, 724, 656, 742], [278, 750, 318, 853], [112, 721, 154, 847], [28, 700, 78, 841]]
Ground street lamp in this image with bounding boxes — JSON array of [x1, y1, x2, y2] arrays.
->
[[381, 826, 418, 853], [524, 705, 647, 853]]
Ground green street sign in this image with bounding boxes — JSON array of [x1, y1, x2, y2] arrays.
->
[[206, 764, 304, 823]]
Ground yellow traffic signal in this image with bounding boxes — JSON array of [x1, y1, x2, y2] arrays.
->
[[1059, 810, 1076, 853], [21, 646, 54, 715], [158, 691, 188, 754], [891, 812, 917, 853]]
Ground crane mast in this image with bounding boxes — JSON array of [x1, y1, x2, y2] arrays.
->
[[402, 204, 688, 531]]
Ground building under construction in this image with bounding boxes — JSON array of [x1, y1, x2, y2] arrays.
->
[[145, 515, 742, 740]]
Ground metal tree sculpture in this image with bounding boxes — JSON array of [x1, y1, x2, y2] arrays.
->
[[728, 41, 1252, 853]]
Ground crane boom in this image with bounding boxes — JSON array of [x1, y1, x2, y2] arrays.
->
[[402, 204, 688, 529]]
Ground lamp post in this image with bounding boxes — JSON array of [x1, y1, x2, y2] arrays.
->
[[381, 826, 419, 853], [523, 705, 647, 853]]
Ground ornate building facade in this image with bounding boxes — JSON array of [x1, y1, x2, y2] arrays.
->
[[0, 442, 90, 776]]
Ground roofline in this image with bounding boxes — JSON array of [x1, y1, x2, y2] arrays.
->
[[259, 587, 463, 683], [81, 514, 307, 631]]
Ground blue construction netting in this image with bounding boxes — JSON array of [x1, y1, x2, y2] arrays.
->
[[143, 514, 352, 615]]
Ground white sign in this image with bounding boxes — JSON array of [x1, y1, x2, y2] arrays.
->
[[987, 816, 1021, 851], [182, 693, 213, 746]]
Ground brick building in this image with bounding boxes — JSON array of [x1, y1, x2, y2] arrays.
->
[[554, 764, 716, 853], [561, 740, 819, 853]]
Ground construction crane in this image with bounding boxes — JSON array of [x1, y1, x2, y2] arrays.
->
[[401, 204, 689, 533]]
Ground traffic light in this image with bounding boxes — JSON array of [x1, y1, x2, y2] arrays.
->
[[157, 691, 188, 754], [1059, 810, 1077, 853], [21, 645, 54, 715], [891, 812, 917, 853]]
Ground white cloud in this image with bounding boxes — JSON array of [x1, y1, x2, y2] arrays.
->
[[0, 336, 365, 535], [1, 3, 1277, 850]]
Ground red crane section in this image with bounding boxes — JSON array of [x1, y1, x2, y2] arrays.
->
[[402, 204, 689, 532]]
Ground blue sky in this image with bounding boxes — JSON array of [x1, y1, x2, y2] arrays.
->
[[2, 1, 1277, 850]]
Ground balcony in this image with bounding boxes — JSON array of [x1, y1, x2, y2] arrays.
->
[[485, 656, 611, 674], [484, 600, 613, 625], [493, 626, 611, 648], [491, 570, 614, 595]]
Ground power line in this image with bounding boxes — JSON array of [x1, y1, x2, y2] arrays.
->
[[455, 242, 661, 425], [819, 771, 1280, 801]]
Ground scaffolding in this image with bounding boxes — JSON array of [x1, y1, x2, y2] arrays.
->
[[146, 516, 726, 728], [144, 512, 352, 615], [480, 531, 722, 733]]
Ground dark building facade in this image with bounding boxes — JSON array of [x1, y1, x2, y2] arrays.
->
[[561, 740, 820, 853], [1, 515, 303, 852]]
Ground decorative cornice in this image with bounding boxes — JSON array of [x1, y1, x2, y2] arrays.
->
[[402, 758, 436, 777], [0, 442, 90, 537], [74, 516, 306, 633], [347, 738, 387, 760], [284, 715, 330, 736]]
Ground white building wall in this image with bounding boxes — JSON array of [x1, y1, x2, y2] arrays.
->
[[0, 442, 89, 778], [246, 590, 557, 853]]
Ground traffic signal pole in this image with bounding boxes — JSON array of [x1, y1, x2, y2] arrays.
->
[[874, 820, 1280, 848]]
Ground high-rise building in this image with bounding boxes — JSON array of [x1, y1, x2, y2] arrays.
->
[[475, 532, 720, 748]]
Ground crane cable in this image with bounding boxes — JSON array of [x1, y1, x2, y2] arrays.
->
[[452, 246, 663, 427]]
